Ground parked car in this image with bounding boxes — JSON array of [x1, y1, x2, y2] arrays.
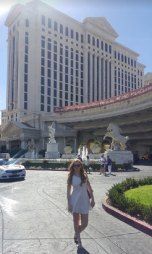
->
[[0, 160, 26, 180]]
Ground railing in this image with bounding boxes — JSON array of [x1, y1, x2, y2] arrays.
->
[[55, 84, 152, 113]]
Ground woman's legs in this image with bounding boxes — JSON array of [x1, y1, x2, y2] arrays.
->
[[73, 213, 80, 244], [79, 214, 88, 233], [73, 213, 88, 247]]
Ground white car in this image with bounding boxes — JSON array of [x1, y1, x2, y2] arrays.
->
[[0, 162, 26, 180]]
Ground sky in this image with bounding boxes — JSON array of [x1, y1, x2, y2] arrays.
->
[[0, 0, 152, 112]]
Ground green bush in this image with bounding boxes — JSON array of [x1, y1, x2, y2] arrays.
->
[[108, 177, 152, 225]]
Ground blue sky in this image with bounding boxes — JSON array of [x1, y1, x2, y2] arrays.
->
[[0, 0, 152, 111]]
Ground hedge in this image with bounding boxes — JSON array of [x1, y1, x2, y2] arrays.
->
[[108, 177, 152, 225]]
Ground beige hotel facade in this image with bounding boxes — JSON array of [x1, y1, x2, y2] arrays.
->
[[4, 0, 145, 122], [1, 0, 152, 157]]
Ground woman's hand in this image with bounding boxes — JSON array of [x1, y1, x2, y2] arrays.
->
[[90, 199, 95, 208]]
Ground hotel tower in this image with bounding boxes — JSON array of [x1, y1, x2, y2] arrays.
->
[[4, 0, 144, 123]]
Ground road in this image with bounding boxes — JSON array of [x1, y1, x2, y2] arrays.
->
[[0, 166, 152, 254]]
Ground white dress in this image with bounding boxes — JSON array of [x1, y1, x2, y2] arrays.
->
[[70, 175, 90, 214]]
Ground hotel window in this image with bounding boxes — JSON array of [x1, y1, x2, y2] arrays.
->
[[48, 69, 51, 78], [24, 102, 27, 109], [48, 41, 51, 51], [81, 34, 84, 43], [105, 43, 108, 52], [60, 24, 63, 34], [42, 15, 45, 26], [48, 18, 51, 28], [24, 74, 28, 82], [60, 47, 63, 55], [48, 51, 51, 59], [24, 83, 27, 92], [54, 71, 57, 79], [54, 41, 57, 53], [59, 82, 62, 91], [87, 34, 90, 44], [65, 84, 68, 91], [41, 58, 45, 66], [24, 64, 28, 73], [134, 60, 136, 68], [65, 27, 68, 36], [118, 68, 120, 84], [97, 56, 99, 100], [121, 54, 124, 62], [60, 56, 63, 63], [47, 87, 51, 95], [131, 59, 133, 66], [25, 19, 29, 27], [92, 37, 95, 46], [48, 60, 51, 68], [101, 41, 103, 50], [109, 45, 112, 54], [114, 50, 117, 59], [71, 29, 74, 39], [118, 52, 120, 61], [76, 32, 79, 41], [25, 45, 28, 54], [25, 54, 28, 63], [41, 104, 44, 111], [60, 64, 63, 72], [97, 39, 99, 48], [54, 53, 57, 61], [125, 56, 127, 63], [54, 21, 58, 31], [25, 36, 28, 44], [41, 67, 45, 76], [128, 57, 130, 65], [41, 77, 45, 85], [41, 40, 45, 48], [92, 55, 95, 101], [65, 58, 68, 66]]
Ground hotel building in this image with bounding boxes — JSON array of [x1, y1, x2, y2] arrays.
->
[[4, 0, 145, 124]]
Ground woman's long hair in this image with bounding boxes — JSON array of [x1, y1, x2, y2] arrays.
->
[[67, 159, 87, 186]]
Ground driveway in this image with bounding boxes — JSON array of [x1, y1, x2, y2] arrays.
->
[[0, 166, 152, 254]]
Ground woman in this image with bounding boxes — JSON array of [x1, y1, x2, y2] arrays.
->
[[67, 159, 95, 248]]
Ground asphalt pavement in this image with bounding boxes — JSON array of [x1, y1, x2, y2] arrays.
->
[[0, 165, 152, 254]]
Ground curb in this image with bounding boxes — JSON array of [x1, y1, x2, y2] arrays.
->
[[102, 197, 152, 237]]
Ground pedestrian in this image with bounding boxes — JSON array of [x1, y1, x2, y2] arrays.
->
[[99, 154, 106, 175], [107, 155, 112, 175], [67, 159, 95, 249], [84, 155, 91, 174]]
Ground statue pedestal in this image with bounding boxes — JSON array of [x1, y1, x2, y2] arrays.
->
[[45, 143, 60, 159], [62, 153, 76, 159], [105, 150, 133, 164], [89, 153, 102, 159]]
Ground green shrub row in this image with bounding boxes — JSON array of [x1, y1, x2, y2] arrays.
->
[[108, 177, 152, 225], [22, 160, 101, 171]]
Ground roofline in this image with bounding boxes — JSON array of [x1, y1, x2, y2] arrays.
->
[[55, 84, 152, 113], [114, 41, 139, 57]]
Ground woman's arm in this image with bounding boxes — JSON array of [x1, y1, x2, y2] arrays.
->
[[86, 176, 95, 207], [67, 183, 71, 201], [67, 183, 72, 212]]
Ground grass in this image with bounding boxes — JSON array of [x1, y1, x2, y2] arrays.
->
[[125, 185, 152, 206]]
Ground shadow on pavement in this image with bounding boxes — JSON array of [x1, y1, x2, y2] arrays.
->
[[77, 246, 90, 254]]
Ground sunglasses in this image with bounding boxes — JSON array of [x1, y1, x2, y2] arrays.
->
[[73, 163, 81, 167]]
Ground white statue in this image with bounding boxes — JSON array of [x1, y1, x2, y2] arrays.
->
[[48, 122, 56, 143], [104, 123, 129, 151]]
